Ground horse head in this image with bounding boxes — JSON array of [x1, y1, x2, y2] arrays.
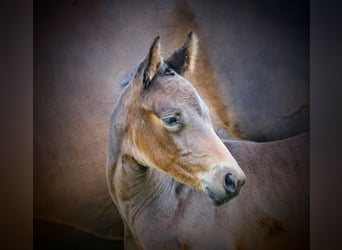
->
[[110, 32, 246, 205]]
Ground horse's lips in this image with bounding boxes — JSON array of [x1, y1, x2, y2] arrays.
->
[[202, 180, 237, 206], [206, 188, 225, 206]]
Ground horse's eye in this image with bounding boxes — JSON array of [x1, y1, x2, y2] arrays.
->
[[161, 116, 180, 127]]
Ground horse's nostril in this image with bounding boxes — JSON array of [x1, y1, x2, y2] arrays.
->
[[224, 173, 237, 194]]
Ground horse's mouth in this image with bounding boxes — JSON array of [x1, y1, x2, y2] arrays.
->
[[203, 183, 240, 206]]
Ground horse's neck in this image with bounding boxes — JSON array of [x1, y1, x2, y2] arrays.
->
[[116, 154, 189, 225]]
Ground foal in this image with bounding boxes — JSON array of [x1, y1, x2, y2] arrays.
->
[[106, 32, 308, 250]]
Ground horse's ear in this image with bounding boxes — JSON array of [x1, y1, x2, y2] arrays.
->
[[140, 36, 163, 89], [166, 31, 198, 75]]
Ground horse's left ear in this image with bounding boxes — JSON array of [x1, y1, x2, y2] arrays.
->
[[166, 31, 198, 75], [141, 36, 163, 89]]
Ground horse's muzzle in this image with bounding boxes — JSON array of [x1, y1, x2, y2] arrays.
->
[[201, 166, 246, 206]]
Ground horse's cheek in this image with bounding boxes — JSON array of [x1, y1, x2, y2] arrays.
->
[[135, 119, 173, 171], [150, 131, 177, 171]]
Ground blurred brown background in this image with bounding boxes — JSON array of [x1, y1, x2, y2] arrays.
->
[[34, 0, 309, 249]]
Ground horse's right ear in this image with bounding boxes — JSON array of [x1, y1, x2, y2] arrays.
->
[[138, 36, 163, 89], [166, 31, 198, 75]]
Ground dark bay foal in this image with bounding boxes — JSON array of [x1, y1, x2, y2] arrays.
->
[[106, 32, 309, 250]]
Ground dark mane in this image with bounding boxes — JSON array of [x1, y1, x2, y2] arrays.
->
[[118, 62, 173, 89], [118, 63, 140, 89]]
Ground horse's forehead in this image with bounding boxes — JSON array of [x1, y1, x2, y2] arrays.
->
[[147, 76, 204, 114]]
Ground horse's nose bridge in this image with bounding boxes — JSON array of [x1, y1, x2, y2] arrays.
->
[[196, 126, 228, 154], [192, 125, 244, 176], [205, 133, 239, 165]]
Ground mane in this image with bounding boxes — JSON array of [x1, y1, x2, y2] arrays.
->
[[118, 61, 172, 89], [118, 63, 140, 89]]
